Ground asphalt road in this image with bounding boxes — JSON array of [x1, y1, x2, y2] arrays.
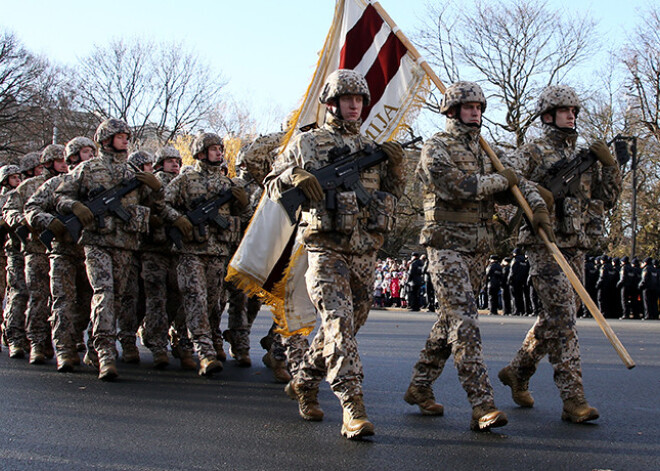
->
[[0, 309, 658, 471]]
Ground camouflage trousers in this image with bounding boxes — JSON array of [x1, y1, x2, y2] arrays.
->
[[141, 251, 182, 354], [409, 248, 495, 408], [176, 254, 226, 359], [296, 249, 375, 402], [282, 332, 309, 378], [217, 282, 261, 352], [84, 245, 138, 363], [3, 251, 28, 346], [506, 247, 585, 401], [117, 255, 142, 349], [49, 251, 92, 355], [25, 253, 51, 347]]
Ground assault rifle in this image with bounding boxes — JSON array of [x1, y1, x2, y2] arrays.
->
[[279, 136, 422, 224], [167, 188, 235, 249], [39, 177, 142, 250], [543, 148, 598, 201]]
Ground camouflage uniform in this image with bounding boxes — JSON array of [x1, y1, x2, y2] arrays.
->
[[55, 120, 167, 374], [24, 171, 93, 364], [266, 102, 404, 404], [164, 152, 251, 367], [407, 81, 544, 430], [502, 86, 621, 409], [3, 150, 64, 358]]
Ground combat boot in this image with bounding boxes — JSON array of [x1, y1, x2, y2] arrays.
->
[[223, 329, 251, 367], [179, 350, 197, 371], [213, 340, 227, 362], [56, 353, 76, 373], [340, 395, 375, 440], [8, 344, 26, 359], [198, 356, 223, 376], [262, 352, 292, 383], [561, 398, 599, 423], [470, 403, 508, 431], [404, 384, 444, 416], [29, 345, 46, 365], [83, 348, 99, 369], [285, 380, 324, 421], [43, 341, 55, 360], [152, 351, 169, 369], [121, 343, 140, 364], [498, 365, 534, 408], [98, 360, 118, 381]]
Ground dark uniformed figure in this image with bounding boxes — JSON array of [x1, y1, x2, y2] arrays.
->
[[407, 253, 424, 311], [509, 248, 529, 316], [596, 256, 618, 319], [639, 257, 659, 320], [581, 255, 599, 318], [501, 257, 512, 315], [485, 255, 503, 315], [618, 256, 637, 319]]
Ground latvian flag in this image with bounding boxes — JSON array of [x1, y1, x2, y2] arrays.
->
[[286, 0, 430, 144]]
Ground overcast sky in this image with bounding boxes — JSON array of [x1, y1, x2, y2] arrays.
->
[[1, 0, 653, 133]]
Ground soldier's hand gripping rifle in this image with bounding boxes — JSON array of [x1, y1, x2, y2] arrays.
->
[[167, 188, 235, 249], [543, 148, 598, 201], [39, 177, 142, 250], [279, 136, 421, 225]]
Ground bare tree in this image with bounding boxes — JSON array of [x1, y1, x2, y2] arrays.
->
[[414, 0, 598, 146], [75, 38, 226, 145]]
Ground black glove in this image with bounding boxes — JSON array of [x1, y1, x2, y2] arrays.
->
[[291, 167, 324, 202]]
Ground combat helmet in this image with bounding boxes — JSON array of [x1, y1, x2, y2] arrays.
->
[[440, 81, 487, 115], [94, 118, 131, 144], [319, 69, 371, 106], [0, 165, 21, 186], [127, 150, 153, 169], [154, 145, 182, 167], [20, 152, 42, 174], [535, 85, 581, 119], [190, 132, 224, 159], [65, 137, 96, 164], [40, 144, 65, 165]]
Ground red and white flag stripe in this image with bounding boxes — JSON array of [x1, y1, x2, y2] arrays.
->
[[290, 0, 429, 143]]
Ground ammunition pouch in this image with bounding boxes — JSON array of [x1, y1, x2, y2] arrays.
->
[[124, 205, 150, 234], [366, 190, 396, 233], [558, 197, 581, 235]]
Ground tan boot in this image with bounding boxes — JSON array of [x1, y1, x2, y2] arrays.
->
[[214, 341, 227, 362], [84, 349, 99, 369], [121, 344, 140, 364], [179, 350, 197, 371], [341, 395, 375, 440], [43, 341, 55, 360], [56, 353, 75, 373], [562, 398, 599, 423], [262, 352, 292, 383], [8, 344, 26, 359], [29, 345, 46, 365], [223, 329, 251, 367], [198, 356, 223, 376], [152, 351, 169, 369], [285, 381, 324, 421], [498, 365, 534, 408], [98, 360, 118, 381], [404, 384, 444, 416], [471, 403, 508, 431]]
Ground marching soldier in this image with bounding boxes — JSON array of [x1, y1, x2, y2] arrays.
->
[[24, 137, 96, 371], [55, 119, 166, 380], [4, 145, 68, 364], [163, 132, 251, 376], [0, 164, 25, 356], [498, 85, 621, 423], [403, 81, 536, 431], [266, 69, 405, 439]]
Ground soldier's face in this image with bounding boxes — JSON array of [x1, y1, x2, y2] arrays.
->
[[207, 145, 224, 163], [162, 158, 180, 174], [52, 158, 68, 173], [554, 107, 576, 128], [459, 102, 482, 125], [142, 162, 154, 173], [7, 174, 21, 188], [79, 146, 95, 162], [112, 133, 129, 151], [337, 94, 363, 122], [33, 164, 44, 176]]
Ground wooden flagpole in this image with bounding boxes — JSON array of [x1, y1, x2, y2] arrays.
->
[[372, 1, 635, 369]]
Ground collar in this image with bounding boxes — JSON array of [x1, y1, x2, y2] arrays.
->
[[446, 118, 481, 143], [541, 123, 578, 150], [324, 112, 362, 135]]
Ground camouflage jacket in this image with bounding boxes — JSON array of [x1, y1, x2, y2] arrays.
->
[[417, 119, 544, 254], [55, 148, 167, 251], [141, 170, 178, 253], [164, 160, 252, 256], [266, 114, 405, 255], [515, 125, 621, 249], [3, 169, 57, 254], [24, 173, 83, 257], [0, 187, 19, 253], [239, 131, 285, 187]]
